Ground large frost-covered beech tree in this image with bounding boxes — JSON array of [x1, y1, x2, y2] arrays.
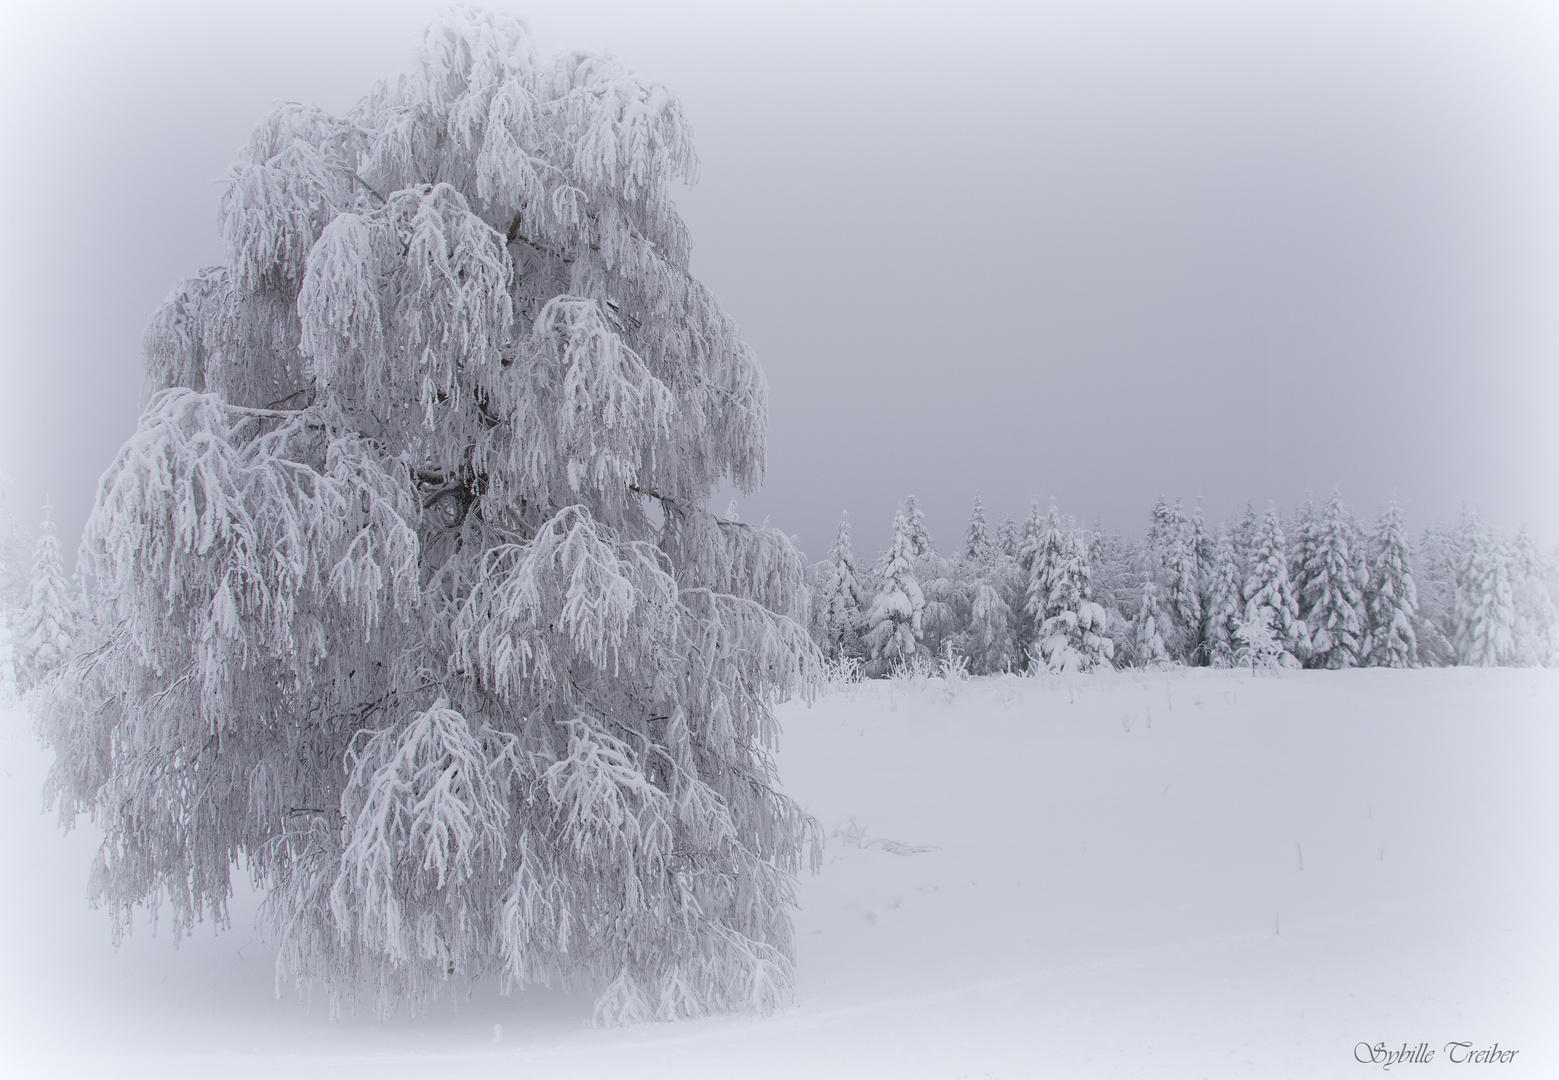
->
[[39, 7, 821, 1025]]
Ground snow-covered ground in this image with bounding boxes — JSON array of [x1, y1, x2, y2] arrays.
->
[[2, 668, 1555, 1078]]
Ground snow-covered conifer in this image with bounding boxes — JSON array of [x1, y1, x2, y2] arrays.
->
[[816, 511, 866, 661], [965, 580, 1017, 674], [1087, 527, 1129, 608], [865, 500, 925, 671], [1204, 528, 1242, 668], [1165, 500, 1202, 663], [1288, 495, 1318, 612], [1017, 498, 1044, 580], [1133, 576, 1173, 669], [1234, 608, 1284, 671], [1188, 501, 1215, 658], [917, 549, 970, 661], [964, 492, 991, 562], [902, 495, 933, 558], [39, 9, 818, 1025], [1243, 504, 1306, 661], [15, 503, 75, 690], [1142, 496, 1199, 663], [1452, 512, 1515, 667], [1414, 522, 1458, 666], [1510, 530, 1558, 667], [1026, 503, 1112, 672], [1302, 489, 1367, 669], [1365, 500, 1419, 668], [1145, 495, 1176, 560], [1232, 502, 1261, 576], [996, 514, 1019, 558], [0, 473, 30, 614]]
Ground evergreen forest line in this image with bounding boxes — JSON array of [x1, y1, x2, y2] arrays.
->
[[806, 492, 1558, 677]]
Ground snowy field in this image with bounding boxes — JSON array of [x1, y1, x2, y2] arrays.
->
[[2, 667, 1555, 1079]]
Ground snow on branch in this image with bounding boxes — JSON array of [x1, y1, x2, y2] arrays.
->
[[334, 698, 517, 965]]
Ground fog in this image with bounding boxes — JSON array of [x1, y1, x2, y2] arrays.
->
[[2, 0, 1556, 560]]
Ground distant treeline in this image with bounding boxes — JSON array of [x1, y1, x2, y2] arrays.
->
[[807, 492, 1557, 676]]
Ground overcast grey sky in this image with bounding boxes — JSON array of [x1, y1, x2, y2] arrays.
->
[[2, 0, 1556, 563]]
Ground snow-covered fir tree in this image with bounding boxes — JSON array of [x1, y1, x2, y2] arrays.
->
[[1414, 521, 1459, 666], [1203, 528, 1242, 668], [1188, 501, 1215, 658], [39, 8, 820, 1026], [962, 520, 1022, 675], [1142, 496, 1200, 663], [0, 475, 29, 698], [1232, 501, 1261, 571], [1452, 512, 1515, 667], [1302, 489, 1368, 669], [996, 514, 1019, 558], [916, 548, 970, 662], [1026, 503, 1112, 672], [965, 579, 1017, 674], [1016, 498, 1044, 576], [865, 499, 925, 671], [1365, 500, 1419, 668], [816, 511, 867, 662], [1087, 525, 1138, 661], [1166, 500, 1203, 663], [964, 492, 991, 562], [902, 494, 933, 558], [1288, 494, 1319, 624], [1233, 607, 1285, 671], [1510, 530, 1558, 667], [15, 503, 75, 690], [1145, 495, 1177, 563], [1243, 504, 1306, 663], [1133, 576, 1173, 669]]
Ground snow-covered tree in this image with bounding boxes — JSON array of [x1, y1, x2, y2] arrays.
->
[[1203, 528, 1242, 668], [1165, 501, 1203, 663], [1087, 526, 1138, 656], [1302, 489, 1367, 669], [1243, 504, 1306, 661], [902, 494, 933, 558], [865, 499, 925, 671], [1234, 608, 1285, 672], [815, 511, 866, 661], [0, 474, 29, 698], [15, 503, 75, 690], [964, 579, 1017, 674], [1365, 500, 1419, 668], [1016, 498, 1044, 580], [39, 9, 819, 1026], [1413, 522, 1457, 666], [1231, 501, 1260, 572], [1142, 496, 1200, 663], [996, 514, 1019, 558], [1510, 530, 1558, 667], [1288, 495, 1319, 625], [1452, 512, 1515, 667], [1188, 500, 1215, 658], [1133, 576, 1173, 669], [916, 549, 970, 662], [1026, 503, 1112, 672], [964, 492, 991, 562]]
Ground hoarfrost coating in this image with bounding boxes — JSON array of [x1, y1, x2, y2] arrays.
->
[[824, 489, 1556, 677], [37, 5, 820, 1026]]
